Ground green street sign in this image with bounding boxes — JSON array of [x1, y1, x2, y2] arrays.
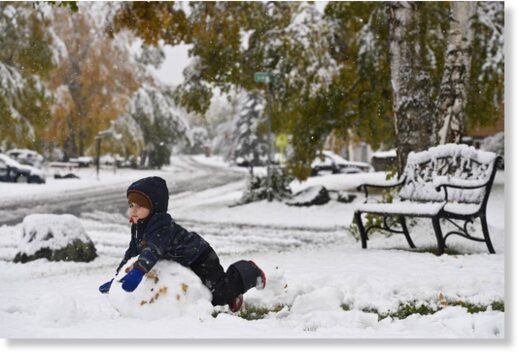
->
[[254, 72, 271, 83]]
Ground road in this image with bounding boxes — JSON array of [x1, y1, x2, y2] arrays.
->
[[0, 156, 247, 226]]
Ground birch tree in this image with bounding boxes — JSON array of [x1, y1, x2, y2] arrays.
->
[[437, 2, 477, 144], [387, 2, 435, 174]]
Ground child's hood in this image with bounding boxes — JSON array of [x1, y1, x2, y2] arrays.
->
[[127, 176, 169, 213]]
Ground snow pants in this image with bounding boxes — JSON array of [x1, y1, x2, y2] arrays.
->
[[190, 246, 260, 306]]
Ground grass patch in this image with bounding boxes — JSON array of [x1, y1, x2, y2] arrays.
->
[[212, 300, 504, 322], [238, 304, 285, 320], [212, 304, 285, 320], [341, 300, 505, 321]]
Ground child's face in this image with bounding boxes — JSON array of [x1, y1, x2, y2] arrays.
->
[[128, 202, 151, 224]]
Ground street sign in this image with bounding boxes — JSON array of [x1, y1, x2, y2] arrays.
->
[[254, 72, 271, 83], [276, 133, 288, 150]]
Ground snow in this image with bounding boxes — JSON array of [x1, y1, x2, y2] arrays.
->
[[108, 257, 213, 320], [0, 162, 186, 205], [372, 149, 397, 158], [357, 201, 445, 216], [399, 144, 497, 203], [0, 155, 506, 339], [18, 214, 92, 256]]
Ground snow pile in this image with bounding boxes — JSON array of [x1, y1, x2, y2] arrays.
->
[[286, 185, 330, 207], [481, 131, 504, 157], [108, 257, 213, 320], [15, 214, 96, 263]]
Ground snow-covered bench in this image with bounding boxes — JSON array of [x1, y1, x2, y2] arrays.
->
[[354, 144, 502, 255]]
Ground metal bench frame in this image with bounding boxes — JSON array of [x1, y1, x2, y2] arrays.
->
[[354, 149, 502, 255]]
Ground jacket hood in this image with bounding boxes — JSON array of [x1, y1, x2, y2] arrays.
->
[[127, 176, 169, 214]]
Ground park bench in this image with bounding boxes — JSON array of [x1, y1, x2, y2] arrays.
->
[[354, 144, 502, 255]]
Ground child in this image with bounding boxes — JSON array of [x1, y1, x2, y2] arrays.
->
[[99, 176, 266, 312]]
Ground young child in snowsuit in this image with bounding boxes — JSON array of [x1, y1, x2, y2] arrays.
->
[[99, 176, 266, 312]]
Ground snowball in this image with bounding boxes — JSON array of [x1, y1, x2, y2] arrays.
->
[[108, 257, 213, 320]]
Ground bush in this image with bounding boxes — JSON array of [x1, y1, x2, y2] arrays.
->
[[237, 167, 293, 205]]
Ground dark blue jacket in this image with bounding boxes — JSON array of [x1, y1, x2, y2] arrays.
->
[[116, 177, 209, 273]]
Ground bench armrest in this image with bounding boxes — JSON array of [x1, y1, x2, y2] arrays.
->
[[433, 177, 489, 191], [433, 177, 489, 201], [357, 178, 404, 201]]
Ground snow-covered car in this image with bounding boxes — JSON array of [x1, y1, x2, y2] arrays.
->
[[311, 150, 374, 176], [69, 156, 94, 167], [99, 154, 125, 167], [6, 148, 44, 167], [0, 153, 46, 184]]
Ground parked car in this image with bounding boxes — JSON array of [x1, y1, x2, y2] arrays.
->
[[0, 153, 46, 184], [311, 150, 374, 176], [6, 148, 44, 167], [69, 156, 94, 167]]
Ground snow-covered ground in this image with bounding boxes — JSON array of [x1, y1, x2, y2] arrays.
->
[[0, 156, 507, 339]]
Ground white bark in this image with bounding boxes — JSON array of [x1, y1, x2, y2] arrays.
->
[[388, 2, 435, 175], [437, 1, 477, 144]]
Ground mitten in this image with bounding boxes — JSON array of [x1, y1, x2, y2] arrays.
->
[[99, 279, 114, 294], [120, 268, 145, 292]]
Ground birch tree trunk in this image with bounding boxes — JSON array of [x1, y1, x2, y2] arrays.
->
[[388, 2, 435, 175], [437, 2, 477, 144]]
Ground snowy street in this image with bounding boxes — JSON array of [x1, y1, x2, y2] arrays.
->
[[0, 156, 505, 338]]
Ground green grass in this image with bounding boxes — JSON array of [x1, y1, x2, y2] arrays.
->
[[212, 300, 504, 321], [238, 304, 285, 321], [343, 300, 505, 321], [212, 304, 285, 320]]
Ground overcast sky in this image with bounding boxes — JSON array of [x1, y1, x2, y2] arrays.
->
[[154, 1, 328, 87]]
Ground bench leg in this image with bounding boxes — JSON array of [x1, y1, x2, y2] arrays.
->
[[354, 211, 368, 249], [399, 216, 416, 249], [432, 216, 445, 256], [480, 214, 496, 254]]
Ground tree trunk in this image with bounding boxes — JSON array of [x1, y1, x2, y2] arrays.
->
[[63, 113, 77, 161], [437, 2, 477, 145], [388, 2, 435, 175]]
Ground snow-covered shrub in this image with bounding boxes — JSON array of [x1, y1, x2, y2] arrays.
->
[[286, 185, 330, 207], [108, 257, 213, 320], [481, 132, 504, 168], [185, 126, 209, 155], [14, 214, 97, 263], [237, 168, 293, 205]]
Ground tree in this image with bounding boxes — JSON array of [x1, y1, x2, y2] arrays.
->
[[115, 83, 190, 168], [111, 1, 504, 179], [229, 90, 268, 169], [185, 126, 209, 155], [0, 2, 55, 149], [328, 1, 503, 175], [387, 2, 436, 173], [47, 3, 138, 159], [111, 2, 340, 179], [437, 2, 477, 144]]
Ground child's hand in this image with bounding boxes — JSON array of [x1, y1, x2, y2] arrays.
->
[[119, 268, 145, 292]]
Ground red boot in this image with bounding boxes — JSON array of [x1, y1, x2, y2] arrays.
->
[[250, 261, 266, 289], [229, 294, 243, 312]]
